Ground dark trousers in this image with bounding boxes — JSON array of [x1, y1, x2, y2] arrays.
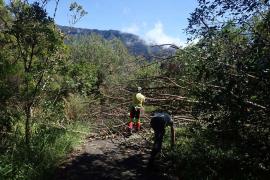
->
[[129, 106, 140, 121], [150, 128, 165, 162], [128, 106, 141, 130], [150, 116, 166, 158]]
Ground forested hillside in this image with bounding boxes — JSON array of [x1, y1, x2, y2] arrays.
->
[[59, 25, 175, 60], [0, 0, 269, 179]]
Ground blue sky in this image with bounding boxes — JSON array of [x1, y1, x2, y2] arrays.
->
[[46, 0, 198, 46]]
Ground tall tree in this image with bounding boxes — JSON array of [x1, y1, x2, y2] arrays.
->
[[181, 0, 270, 176], [7, 1, 63, 145]]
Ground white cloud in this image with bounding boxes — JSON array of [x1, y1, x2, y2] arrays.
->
[[122, 23, 140, 34], [145, 21, 183, 47]]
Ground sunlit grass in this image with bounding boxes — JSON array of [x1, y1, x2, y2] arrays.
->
[[0, 121, 90, 180]]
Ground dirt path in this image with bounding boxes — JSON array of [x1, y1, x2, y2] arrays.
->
[[54, 133, 177, 180]]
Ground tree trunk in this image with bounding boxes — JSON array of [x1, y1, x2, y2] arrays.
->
[[25, 105, 31, 146]]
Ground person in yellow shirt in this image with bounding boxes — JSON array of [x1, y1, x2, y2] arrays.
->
[[128, 87, 146, 132]]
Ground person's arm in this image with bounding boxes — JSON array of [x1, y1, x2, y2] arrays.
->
[[170, 125, 175, 149], [142, 95, 146, 106]]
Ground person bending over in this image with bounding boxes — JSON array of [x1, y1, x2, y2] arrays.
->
[[149, 111, 175, 165]]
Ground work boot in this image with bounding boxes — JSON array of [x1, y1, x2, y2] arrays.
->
[[128, 121, 133, 129], [136, 121, 141, 131]]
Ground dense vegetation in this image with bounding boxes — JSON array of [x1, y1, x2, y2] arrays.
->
[[0, 0, 269, 179], [0, 1, 139, 179], [160, 0, 270, 179]]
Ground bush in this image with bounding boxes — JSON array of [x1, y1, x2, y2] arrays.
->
[[163, 126, 268, 179]]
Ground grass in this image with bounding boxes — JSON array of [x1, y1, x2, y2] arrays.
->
[[0, 121, 90, 180]]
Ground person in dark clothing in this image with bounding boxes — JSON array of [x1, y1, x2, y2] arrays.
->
[[149, 112, 175, 165]]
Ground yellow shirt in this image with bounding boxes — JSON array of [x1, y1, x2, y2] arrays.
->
[[132, 93, 145, 107]]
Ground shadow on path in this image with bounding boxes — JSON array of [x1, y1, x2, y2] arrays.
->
[[54, 136, 176, 180]]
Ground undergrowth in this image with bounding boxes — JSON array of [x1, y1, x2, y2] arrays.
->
[[162, 125, 268, 179], [0, 121, 90, 180]]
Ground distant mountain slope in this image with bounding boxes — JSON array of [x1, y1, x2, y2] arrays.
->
[[58, 25, 174, 59]]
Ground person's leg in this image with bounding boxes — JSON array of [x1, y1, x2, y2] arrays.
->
[[134, 108, 141, 131], [149, 129, 165, 165], [128, 107, 135, 130], [151, 130, 164, 158]]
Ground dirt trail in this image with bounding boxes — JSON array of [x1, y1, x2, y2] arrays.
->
[[54, 133, 177, 180]]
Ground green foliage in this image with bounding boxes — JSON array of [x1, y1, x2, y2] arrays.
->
[[62, 93, 90, 121], [141, 1, 270, 179], [162, 127, 268, 179], [0, 122, 90, 180], [62, 34, 137, 96], [4, 0, 270, 179], [134, 62, 160, 79], [156, 1, 270, 178], [69, 2, 88, 25], [1, 1, 142, 177], [0, 1, 66, 145], [0, 1, 91, 179], [0, 0, 20, 133]]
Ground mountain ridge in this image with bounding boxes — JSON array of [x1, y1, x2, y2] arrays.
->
[[58, 25, 174, 59]]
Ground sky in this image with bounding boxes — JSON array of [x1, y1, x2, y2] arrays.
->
[[45, 0, 198, 46]]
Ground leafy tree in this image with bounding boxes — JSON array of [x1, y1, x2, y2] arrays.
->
[[64, 35, 136, 94], [174, 0, 270, 177], [0, 0, 19, 139], [7, 1, 64, 145], [187, 0, 270, 39], [69, 2, 88, 25]]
